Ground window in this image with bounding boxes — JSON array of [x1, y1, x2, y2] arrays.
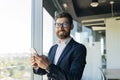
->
[[43, 8, 54, 80], [0, 0, 31, 80], [43, 8, 53, 55]]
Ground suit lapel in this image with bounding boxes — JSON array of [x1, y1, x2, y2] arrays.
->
[[49, 45, 58, 63], [57, 39, 74, 65]]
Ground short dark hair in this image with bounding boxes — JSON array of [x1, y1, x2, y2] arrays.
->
[[55, 12, 73, 25]]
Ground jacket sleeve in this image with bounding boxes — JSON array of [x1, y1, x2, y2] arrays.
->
[[33, 68, 47, 75], [47, 44, 87, 80], [47, 64, 68, 80]]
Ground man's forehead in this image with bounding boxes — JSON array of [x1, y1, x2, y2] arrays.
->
[[56, 17, 69, 22]]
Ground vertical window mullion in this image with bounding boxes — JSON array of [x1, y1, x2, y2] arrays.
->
[[31, 0, 43, 80]]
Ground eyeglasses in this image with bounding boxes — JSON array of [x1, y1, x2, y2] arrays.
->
[[55, 22, 70, 28]]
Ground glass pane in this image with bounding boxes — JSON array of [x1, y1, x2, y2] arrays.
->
[[0, 0, 31, 80], [43, 8, 53, 55], [43, 8, 53, 80]]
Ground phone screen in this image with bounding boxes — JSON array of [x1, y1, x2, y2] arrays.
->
[[30, 48, 38, 55]]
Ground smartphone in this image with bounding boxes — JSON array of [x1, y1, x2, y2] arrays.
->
[[30, 48, 38, 56]]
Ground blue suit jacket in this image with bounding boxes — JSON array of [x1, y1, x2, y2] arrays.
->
[[34, 38, 87, 80]]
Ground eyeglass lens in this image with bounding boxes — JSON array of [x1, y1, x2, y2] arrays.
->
[[55, 22, 69, 28]]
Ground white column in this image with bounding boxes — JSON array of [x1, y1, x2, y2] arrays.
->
[[31, 0, 43, 80], [106, 17, 120, 68]]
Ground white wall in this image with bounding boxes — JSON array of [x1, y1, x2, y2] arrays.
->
[[106, 17, 120, 69], [82, 42, 102, 80]]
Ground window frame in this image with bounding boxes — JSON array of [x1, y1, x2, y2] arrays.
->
[[31, 0, 43, 80]]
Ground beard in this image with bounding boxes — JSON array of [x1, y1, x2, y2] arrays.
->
[[57, 30, 70, 39]]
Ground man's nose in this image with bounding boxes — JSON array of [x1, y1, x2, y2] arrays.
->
[[58, 26, 64, 30]]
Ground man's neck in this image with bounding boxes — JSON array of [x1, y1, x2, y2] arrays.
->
[[59, 36, 71, 43]]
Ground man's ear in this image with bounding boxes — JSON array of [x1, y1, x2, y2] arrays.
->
[[70, 24, 74, 30]]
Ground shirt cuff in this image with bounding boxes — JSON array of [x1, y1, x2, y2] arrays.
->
[[45, 64, 51, 73]]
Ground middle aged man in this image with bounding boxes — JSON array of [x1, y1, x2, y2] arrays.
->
[[30, 12, 87, 80]]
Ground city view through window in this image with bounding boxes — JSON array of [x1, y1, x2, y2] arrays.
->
[[0, 0, 31, 80], [0, 0, 53, 80]]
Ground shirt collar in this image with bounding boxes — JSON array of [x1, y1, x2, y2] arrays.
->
[[57, 37, 72, 45]]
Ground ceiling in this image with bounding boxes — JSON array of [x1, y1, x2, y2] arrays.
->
[[43, 0, 120, 34], [44, 0, 120, 22]]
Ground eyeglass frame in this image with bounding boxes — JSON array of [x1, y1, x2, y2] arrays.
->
[[55, 22, 70, 28]]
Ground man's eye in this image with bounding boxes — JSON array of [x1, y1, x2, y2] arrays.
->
[[58, 23, 61, 26], [63, 23, 68, 26]]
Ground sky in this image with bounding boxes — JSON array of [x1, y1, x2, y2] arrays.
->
[[0, 0, 31, 54], [0, 0, 53, 54]]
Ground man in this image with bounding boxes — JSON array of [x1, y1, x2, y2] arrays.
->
[[30, 12, 87, 80]]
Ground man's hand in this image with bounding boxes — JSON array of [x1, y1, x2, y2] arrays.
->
[[35, 55, 51, 70], [30, 55, 39, 69]]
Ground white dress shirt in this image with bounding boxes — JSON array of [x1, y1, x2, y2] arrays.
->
[[54, 37, 72, 65]]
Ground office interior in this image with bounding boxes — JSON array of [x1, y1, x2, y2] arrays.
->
[[41, 0, 120, 80]]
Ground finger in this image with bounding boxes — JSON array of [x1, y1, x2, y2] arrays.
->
[[34, 55, 43, 61], [30, 57, 35, 63], [30, 55, 35, 60]]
